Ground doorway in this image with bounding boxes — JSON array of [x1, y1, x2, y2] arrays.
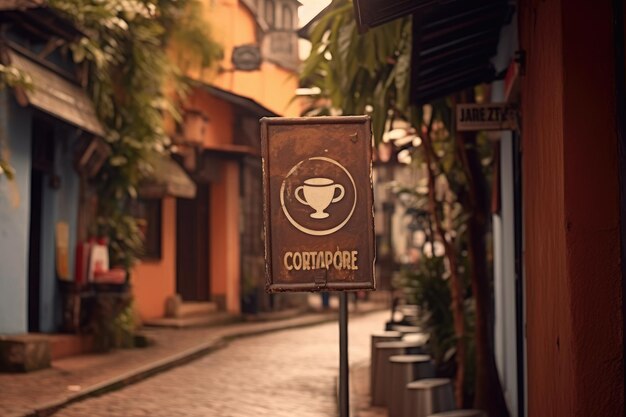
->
[[176, 184, 210, 301], [27, 117, 55, 332]]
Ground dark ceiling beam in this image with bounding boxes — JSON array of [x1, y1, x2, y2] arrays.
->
[[413, 71, 495, 105], [416, 66, 494, 92], [423, 1, 510, 29], [419, 27, 502, 56], [418, 38, 497, 67], [421, 10, 510, 44], [418, 52, 494, 78]]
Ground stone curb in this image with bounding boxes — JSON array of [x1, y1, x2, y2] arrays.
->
[[22, 306, 384, 417]]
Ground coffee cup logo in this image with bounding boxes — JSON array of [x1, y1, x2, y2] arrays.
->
[[280, 157, 356, 236], [295, 178, 345, 219]]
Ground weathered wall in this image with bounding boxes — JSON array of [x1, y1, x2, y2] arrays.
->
[[148, 0, 296, 317], [195, 0, 301, 117], [133, 198, 176, 320], [211, 160, 240, 314], [185, 88, 234, 148], [0, 95, 32, 334], [560, 1, 624, 414], [520, 0, 623, 415]]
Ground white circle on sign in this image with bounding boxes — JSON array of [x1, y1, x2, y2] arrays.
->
[[280, 157, 357, 236]]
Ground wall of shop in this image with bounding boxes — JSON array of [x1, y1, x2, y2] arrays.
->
[[0, 95, 32, 334], [211, 160, 240, 314], [196, 0, 301, 117], [491, 11, 520, 417], [133, 197, 177, 320], [520, 0, 623, 415]]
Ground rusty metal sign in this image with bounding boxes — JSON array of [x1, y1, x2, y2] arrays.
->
[[260, 116, 375, 292]]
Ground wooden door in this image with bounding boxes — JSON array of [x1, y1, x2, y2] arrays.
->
[[176, 184, 210, 301]]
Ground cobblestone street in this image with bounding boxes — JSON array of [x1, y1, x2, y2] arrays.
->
[[54, 311, 386, 417]]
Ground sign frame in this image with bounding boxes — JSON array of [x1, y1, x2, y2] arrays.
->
[[260, 116, 375, 293]]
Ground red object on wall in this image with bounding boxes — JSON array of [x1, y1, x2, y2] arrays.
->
[[74, 241, 92, 285]]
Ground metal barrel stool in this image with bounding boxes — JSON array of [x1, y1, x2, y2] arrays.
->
[[392, 324, 423, 334], [388, 355, 435, 417], [406, 378, 455, 417], [400, 304, 420, 317], [372, 341, 423, 407], [370, 331, 402, 400], [402, 332, 429, 345], [427, 410, 487, 417]]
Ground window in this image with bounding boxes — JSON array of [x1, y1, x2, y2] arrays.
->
[[270, 32, 292, 54], [282, 5, 292, 30], [265, 0, 275, 28], [131, 199, 162, 260]]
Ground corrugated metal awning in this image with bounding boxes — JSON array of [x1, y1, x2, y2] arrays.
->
[[138, 154, 197, 199], [8, 49, 105, 136], [351, 0, 514, 105], [409, 0, 513, 104]]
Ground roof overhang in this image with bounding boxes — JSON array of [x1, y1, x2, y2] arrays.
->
[[192, 81, 279, 117], [139, 154, 197, 199], [8, 48, 105, 136]]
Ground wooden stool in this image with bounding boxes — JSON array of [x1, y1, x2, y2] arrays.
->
[[406, 378, 455, 417], [372, 341, 423, 407], [370, 331, 402, 399], [427, 410, 487, 417], [388, 355, 435, 417]]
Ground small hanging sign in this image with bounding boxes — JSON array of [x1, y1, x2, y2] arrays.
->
[[456, 103, 518, 131]]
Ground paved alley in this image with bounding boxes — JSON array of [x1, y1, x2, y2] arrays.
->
[[54, 310, 387, 417]]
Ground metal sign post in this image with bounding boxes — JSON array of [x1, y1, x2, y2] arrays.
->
[[339, 292, 349, 417], [260, 116, 375, 417]]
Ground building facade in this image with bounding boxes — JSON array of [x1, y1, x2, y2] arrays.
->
[[0, 5, 106, 336], [132, 0, 303, 322], [351, 0, 625, 415]]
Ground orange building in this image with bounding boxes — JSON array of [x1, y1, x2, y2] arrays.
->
[[132, 0, 302, 323]]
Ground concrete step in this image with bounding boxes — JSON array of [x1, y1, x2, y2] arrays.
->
[[173, 302, 218, 318], [0, 334, 50, 372], [48, 333, 94, 360], [144, 312, 239, 329]]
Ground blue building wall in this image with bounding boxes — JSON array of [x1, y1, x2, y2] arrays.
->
[[0, 93, 83, 334], [0, 92, 33, 334], [0, 17, 93, 335]]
